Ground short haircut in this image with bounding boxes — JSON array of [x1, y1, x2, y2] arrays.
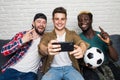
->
[[77, 11, 93, 21], [52, 7, 67, 18]]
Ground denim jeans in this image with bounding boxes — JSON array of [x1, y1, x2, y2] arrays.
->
[[41, 66, 84, 80], [0, 68, 37, 80]]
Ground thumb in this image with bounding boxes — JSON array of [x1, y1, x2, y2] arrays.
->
[[97, 34, 102, 39], [97, 34, 105, 41]]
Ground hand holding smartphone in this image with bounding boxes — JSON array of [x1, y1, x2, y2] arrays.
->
[[52, 42, 74, 52]]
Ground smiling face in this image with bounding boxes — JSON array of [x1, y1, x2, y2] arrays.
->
[[78, 13, 92, 32], [53, 13, 67, 31], [32, 18, 47, 35]]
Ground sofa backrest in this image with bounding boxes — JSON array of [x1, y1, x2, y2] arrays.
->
[[0, 34, 120, 73], [0, 40, 12, 73], [110, 34, 120, 64]]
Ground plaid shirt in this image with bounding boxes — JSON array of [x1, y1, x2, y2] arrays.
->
[[0, 31, 32, 72]]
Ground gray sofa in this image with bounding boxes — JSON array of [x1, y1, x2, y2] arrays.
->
[[0, 39, 11, 73], [0, 35, 120, 78], [110, 34, 120, 64]]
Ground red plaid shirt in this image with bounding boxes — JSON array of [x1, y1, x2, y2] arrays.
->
[[1, 31, 32, 72]]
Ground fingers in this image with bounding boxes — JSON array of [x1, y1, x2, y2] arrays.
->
[[22, 29, 35, 43], [99, 26, 106, 39], [99, 26, 110, 39], [47, 40, 61, 55], [97, 34, 110, 44], [27, 29, 35, 39], [99, 26, 105, 33], [97, 34, 103, 40], [97, 27, 110, 43], [69, 45, 83, 59], [50, 40, 58, 44], [26, 29, 35, 38], [27, 28, 35, 34]]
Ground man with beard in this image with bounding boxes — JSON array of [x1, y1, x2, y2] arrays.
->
[[77, 11, 119, 80], [0, 13, 47, 80]]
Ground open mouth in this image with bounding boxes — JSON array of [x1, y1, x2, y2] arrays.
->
[[82, 24, 87, 28]]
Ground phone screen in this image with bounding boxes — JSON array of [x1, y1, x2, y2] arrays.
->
[[52, 42, 74, 51]]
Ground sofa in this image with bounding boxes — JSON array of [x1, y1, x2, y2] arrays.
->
[[110, 34, 120, 64], [0, 39, 11, 73], [0, 34, 120, 76]]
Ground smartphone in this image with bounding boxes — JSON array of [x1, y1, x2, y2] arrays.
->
[[52, 42, 74, 51]]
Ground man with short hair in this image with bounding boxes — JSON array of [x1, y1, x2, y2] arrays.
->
[[77, 11, 119, 80], [38, 7, 89, 80], [0, 13, 47, 80]]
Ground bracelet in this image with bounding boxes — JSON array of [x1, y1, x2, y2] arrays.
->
[[107, 40, 113, 46]]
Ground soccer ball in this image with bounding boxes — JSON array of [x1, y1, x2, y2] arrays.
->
[[84, 47, 104, 68]]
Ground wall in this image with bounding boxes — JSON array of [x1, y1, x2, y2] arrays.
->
[[0, 0, 120, 39]]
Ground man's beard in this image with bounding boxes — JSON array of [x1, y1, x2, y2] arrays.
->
[[35, 27, 45, 36]]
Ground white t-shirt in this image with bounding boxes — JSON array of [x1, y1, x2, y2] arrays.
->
[[10, 38, 41, 73], [51, 32, 72, 67]]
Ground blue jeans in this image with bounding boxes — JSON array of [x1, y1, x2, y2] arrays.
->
[[0, 68, 37, 80], [41, 66, 84, 80]]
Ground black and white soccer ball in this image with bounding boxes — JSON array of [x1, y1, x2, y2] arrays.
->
[[84, 47, 104, 68]]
